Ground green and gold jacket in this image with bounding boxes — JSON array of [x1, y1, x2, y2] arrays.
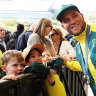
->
[[66, 23, 96, 85]]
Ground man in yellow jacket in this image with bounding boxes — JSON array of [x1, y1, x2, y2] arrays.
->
[[56, 4, 96, 95]]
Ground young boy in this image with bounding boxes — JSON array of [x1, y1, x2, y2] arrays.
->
[[23, 44, 66, 96], [1, 50, 25, 80], [42, 50, 66, 96], [42, 50, 52, 63]]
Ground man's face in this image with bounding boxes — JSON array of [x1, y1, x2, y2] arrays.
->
[[61, 10, 85, 36], [0, 27, 5, 39]]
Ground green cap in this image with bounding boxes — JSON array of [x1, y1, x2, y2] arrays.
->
[[56, 4, 80, 22]]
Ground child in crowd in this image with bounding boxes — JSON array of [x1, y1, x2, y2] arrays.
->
[[42, 50, 66, 96], [23, 44, 66, 96], [23, 44, 64, 74], [0, 50, 25, 80]]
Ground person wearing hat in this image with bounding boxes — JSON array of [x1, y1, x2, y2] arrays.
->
[[56, 4, 96, 95], [23, 44, 66, 96], [23, 44, 64, 74]]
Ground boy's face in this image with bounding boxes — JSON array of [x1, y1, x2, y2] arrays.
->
[[42, 51, 52, 62], [2, 57, 24, 76], [28, 49, 43, 64]]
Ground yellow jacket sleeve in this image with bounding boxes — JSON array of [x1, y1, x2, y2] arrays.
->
[[66, 60, 82, 72], [0, 50, 2, 68]]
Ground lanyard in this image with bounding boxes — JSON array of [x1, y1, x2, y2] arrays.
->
[[57, 40, 62, 55], [79, 25, 90, 75]]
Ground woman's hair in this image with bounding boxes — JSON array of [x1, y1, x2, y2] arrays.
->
[[33, 18, 52, 38], [52, 28, 67, 41], [1, 50, 24, 65]]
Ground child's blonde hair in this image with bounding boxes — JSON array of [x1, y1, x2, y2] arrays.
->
[[1, 50, 24, 65]]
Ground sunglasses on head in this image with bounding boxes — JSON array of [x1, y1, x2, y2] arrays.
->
[[49, 33, 56, 38]]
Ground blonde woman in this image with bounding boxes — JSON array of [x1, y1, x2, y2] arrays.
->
[[27, 18, 56, 57]]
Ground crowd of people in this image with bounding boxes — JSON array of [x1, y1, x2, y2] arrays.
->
[[0, 4, 95, 96]]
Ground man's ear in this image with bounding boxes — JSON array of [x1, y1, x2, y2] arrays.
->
[[80, 13, 84, 18], [1, 65, 7, 72]]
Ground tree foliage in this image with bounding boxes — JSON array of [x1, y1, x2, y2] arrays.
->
[[0, 19, 30, 33], [86, 14, 96, 24], [4, 19, 18, 26]]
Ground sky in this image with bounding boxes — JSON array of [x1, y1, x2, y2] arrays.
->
[[0, 0, 96, 20], [0, 0, 96, 12]]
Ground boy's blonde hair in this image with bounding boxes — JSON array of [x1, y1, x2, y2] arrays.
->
[[1, 50, 24, 65]]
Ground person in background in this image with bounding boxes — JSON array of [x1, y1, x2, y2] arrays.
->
[[42, 50, 52, 63], [56, 4, 96, 95], [0, 28, 6, 77], [49, 28, 76, 60], [42, 50, 66, 96], [4, 30, 11, 45], [10, 24, 24, 40], [0, 50, 5, 79], [0, 50, 25, 80], [7, 24, 24, 50], [23, 44, 65, 96], [27, 18, 56, 57], [64, 33, 78, 47], [0, 43, 5, 53], [0, 27, 6, 51], [23, 44, 63, 73], [15, 23, 36, 51]]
